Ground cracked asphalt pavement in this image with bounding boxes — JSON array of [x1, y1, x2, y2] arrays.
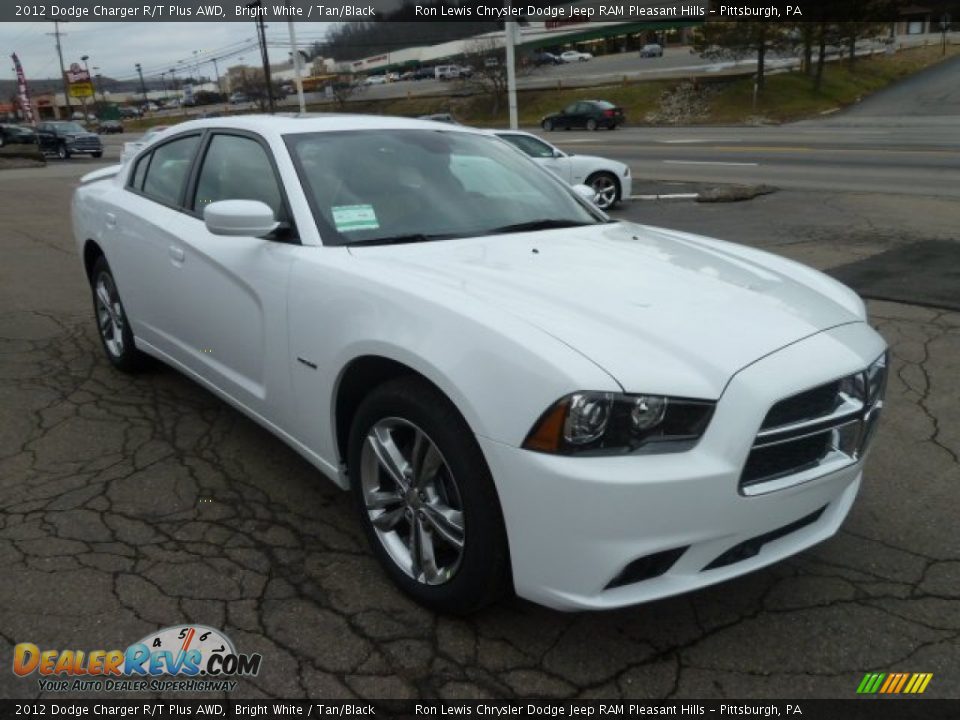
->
[[0, 156, 957, 701]]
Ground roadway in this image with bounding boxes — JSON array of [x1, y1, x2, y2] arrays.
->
[[535, 54, 960, 199]]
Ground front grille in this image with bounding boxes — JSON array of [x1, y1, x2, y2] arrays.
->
[[740, 352, 888, 495], [742, 432, 832, 485], [761, 381, 840, 429]]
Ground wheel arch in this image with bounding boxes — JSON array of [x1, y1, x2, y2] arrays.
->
[[332, 354, 479, 475], [82, 239, 106, 282]]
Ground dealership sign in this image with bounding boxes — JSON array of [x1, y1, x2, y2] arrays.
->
[[66, 62, 94, 98]]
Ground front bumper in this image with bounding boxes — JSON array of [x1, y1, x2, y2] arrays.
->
[[480, 321, 886, 610]]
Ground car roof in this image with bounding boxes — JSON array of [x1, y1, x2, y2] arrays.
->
[[161, 113, 490, 138]]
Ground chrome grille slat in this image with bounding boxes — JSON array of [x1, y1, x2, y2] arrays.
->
[[755, 394, 864, 441], [740, 352, 888, 495]]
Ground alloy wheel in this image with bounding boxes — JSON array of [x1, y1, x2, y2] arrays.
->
[[95, 273, 125, 358], [590, 174, 618, 209], [360, 417, 465, 586]]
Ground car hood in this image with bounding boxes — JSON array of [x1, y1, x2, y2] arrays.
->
[[350, 222, 864, 398]]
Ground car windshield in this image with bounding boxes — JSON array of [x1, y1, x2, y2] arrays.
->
[[286, 129, 605, 246], [55, 122, 87, 133]]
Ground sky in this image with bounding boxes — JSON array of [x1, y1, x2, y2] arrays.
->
[[2, 22, 334, 84]]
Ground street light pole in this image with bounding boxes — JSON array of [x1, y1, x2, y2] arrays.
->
[[80, 54, 91, 118], [288, 19, 306, 113], [504, 11, 519, 129], [135, 63, 149, 108], [94, 71, 105, 104]]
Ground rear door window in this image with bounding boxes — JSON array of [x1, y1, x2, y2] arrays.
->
[[141, 134, 201, 207]]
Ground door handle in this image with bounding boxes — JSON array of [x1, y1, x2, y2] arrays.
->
[[168, 245, 185, 263], [105, 212, 117, 228]]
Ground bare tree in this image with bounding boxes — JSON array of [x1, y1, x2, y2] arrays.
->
[[457, 37, 538, 117], [691, 22, 792, 91], [328, 76, 366, 110]]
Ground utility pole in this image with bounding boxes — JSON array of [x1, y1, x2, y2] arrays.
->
[[251, 2, 275, 113], [504, 13, 518, 129], [160, 71, 168, 103], [212, 57, 222, 96], [48, 21, 72, 117], [287, 19, 306, 113], [135, 63, 149, 108], [79, 54, 91, 120]]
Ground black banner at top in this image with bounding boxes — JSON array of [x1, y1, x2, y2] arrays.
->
[[3, 0, 960, 23], [0, 699, 958, 720]]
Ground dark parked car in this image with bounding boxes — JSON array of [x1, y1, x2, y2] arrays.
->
[[98, 120, 124, 134], [118, 107, 141, 119], [36, 121, 103, 159], [0, 123, 37, 147], [532, 51, 561, 66], [413, 67, 436, 80], [541, 100, 625, 131], [639, 43, 664, 58]]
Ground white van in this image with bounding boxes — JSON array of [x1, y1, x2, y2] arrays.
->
[[435, 65, 461, 80]]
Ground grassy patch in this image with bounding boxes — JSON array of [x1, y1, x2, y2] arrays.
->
[[708, 44, 960, 123]]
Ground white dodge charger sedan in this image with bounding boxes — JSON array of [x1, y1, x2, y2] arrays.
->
[[493, 130, 631, 210], [72, 115, 887, 613]]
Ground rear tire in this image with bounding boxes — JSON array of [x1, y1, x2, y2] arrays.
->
[[90, 256, 147, 373], [348, 376, 511, 614]]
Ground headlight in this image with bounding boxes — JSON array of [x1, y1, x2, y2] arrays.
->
[[523, 391, 715, 456]]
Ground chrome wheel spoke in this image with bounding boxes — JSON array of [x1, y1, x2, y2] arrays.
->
[[422, 502, 465, 550], [366, 489, 403, 510], [96, 284, 113, 313], [368, 427, 411, 491], [415, 515, 442, 583], [371, 505, 405, 532], [415, 443, 443, 487]]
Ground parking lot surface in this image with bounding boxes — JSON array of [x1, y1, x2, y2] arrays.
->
[[0, 138, 958, 700]]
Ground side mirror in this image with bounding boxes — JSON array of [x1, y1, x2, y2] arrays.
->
[[573, 183, 597, 204], [203, 199, 279, 238]]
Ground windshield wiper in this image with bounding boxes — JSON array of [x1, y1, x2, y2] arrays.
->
[[347, 233, 457, 247], [485, 219, 599, 235]]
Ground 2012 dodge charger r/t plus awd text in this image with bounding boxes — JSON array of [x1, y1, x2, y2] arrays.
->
[[72, 116, 887, 613]]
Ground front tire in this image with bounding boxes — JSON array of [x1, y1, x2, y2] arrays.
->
[[92, 151, 103, 158], [90, 256, 146, 373], [587, 171, 620, 210], [57, 143, 70, 160], [586, 118, 598, 131], [542, 119, 554, 131], [348, 376, 511, 614]]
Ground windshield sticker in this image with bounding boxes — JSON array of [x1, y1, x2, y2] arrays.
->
[[332, 204, 379, 232]]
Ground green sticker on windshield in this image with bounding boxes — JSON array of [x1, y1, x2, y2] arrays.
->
[[332, 204, 379, 232]]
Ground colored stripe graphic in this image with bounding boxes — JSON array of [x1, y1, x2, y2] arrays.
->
[[857, 672, 932, 694]]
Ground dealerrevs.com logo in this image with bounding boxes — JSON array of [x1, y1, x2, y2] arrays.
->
[[13, 625, 262, 693]]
